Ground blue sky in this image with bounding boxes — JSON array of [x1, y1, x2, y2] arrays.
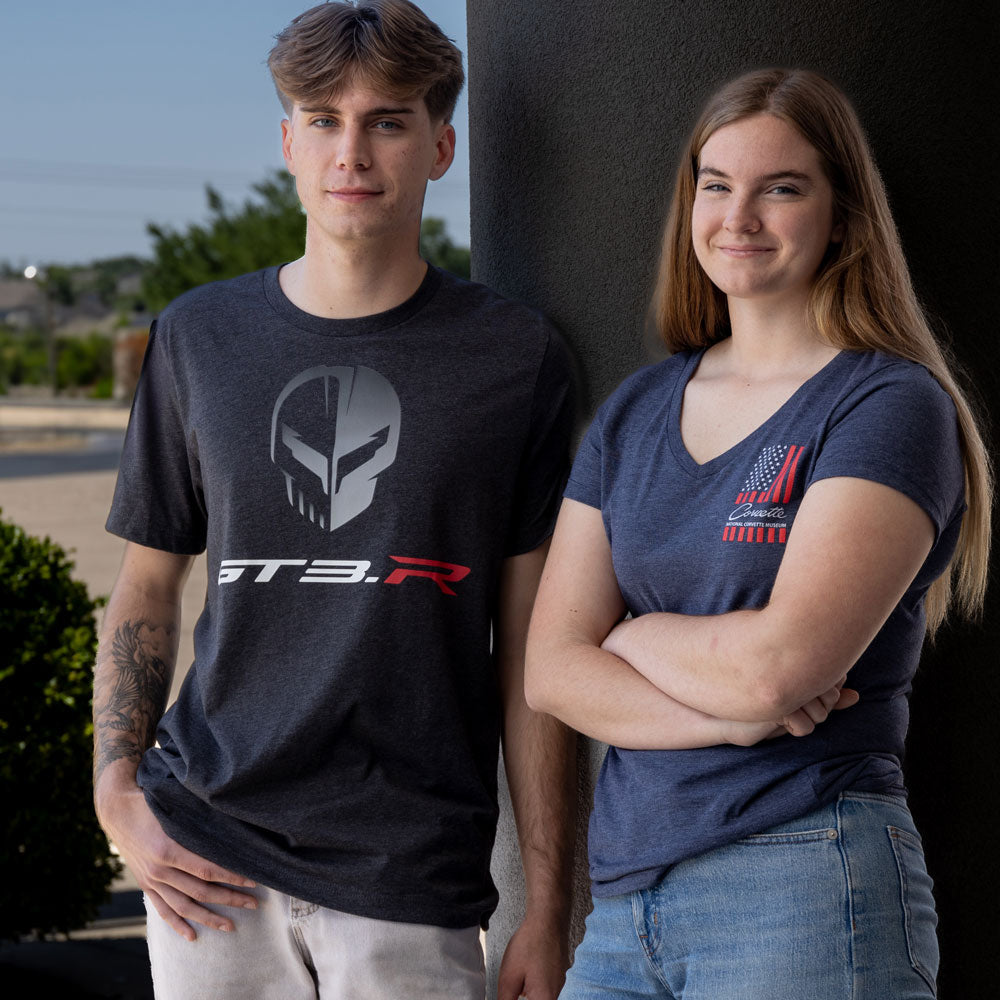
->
[[0, 0, 469, 268]]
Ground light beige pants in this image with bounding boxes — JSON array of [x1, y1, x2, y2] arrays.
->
[[144, 885, 485, 999]]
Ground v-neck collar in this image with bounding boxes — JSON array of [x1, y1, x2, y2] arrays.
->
[[666, 347, 849, 478]]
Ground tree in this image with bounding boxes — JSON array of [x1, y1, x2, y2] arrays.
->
[[420, 217, 471, 279], [42, 266, 76, 307], [143, 170, 471, 310], [142, 172, 306, 311], [0, 513, 120, 939], [87, 255, 147, 309]]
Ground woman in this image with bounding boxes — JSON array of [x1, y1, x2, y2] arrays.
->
[[525, 69, 991, 999]]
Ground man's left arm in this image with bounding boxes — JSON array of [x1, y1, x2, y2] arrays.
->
[[495, 540, 575, 1000]]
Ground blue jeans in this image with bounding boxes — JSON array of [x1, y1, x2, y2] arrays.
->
[[561, 792, 938, 999]]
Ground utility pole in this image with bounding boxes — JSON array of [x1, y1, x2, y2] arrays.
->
[[23, 265, 57, 394]]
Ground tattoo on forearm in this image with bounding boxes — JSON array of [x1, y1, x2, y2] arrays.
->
[[93, 619, 175, 783]]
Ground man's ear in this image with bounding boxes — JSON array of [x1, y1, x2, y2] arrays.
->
[[281, 118, 296, 175], [429, 122, 456, 181]]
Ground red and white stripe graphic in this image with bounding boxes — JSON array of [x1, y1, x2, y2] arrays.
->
[[721, 523, 788, 543], [723, 444, 803, 544]]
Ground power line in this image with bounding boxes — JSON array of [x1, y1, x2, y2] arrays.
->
[[0, 204, 159, 221], [0, 157, 273, 192]]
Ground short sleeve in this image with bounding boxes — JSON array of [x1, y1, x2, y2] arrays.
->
[[505, 328, 575, 555], [807, 363, 965, 538], [105, 321, 208, 554], [564, 409, 604, 511]]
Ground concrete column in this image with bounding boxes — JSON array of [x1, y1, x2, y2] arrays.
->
[[469, 2, 999, 997]]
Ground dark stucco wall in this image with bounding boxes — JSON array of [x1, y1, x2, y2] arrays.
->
[[469, 2, 999, 996]]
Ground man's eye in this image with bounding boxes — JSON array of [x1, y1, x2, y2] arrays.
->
[[311, 117, 336, 128], [373, 120, 400, 131]]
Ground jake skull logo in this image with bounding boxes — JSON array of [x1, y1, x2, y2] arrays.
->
[[270, 365, 401, 531]]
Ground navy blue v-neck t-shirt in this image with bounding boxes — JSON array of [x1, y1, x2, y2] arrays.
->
[[565, 348, 965, 896]]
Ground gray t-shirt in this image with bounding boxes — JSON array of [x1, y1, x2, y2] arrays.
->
[[107, 264, 573, 929]]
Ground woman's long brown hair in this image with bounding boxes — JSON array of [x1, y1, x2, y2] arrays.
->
[[652, 68, 992, 633]]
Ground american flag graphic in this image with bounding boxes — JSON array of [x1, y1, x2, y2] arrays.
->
[[722, 443, 803, 544]]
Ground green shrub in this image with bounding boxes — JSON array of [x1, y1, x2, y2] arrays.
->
[[56, 333, 112, 393], [89, 375, 114, 399], [0, 511, 119, 939], [0, 328, 48, 390]]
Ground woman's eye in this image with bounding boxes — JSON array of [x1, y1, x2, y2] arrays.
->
[[769, 185, 800, 195], [701, 183, 728, 193]]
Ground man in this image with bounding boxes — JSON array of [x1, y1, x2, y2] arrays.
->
[[92, 3, 575, 997]]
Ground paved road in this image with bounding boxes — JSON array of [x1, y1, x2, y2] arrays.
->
[[0, 431, 125, 478]]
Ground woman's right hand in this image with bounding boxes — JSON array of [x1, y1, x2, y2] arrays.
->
[[780, 678, 859, 737]]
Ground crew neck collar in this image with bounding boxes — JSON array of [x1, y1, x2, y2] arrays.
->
[[263, 262, 443, 337]]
